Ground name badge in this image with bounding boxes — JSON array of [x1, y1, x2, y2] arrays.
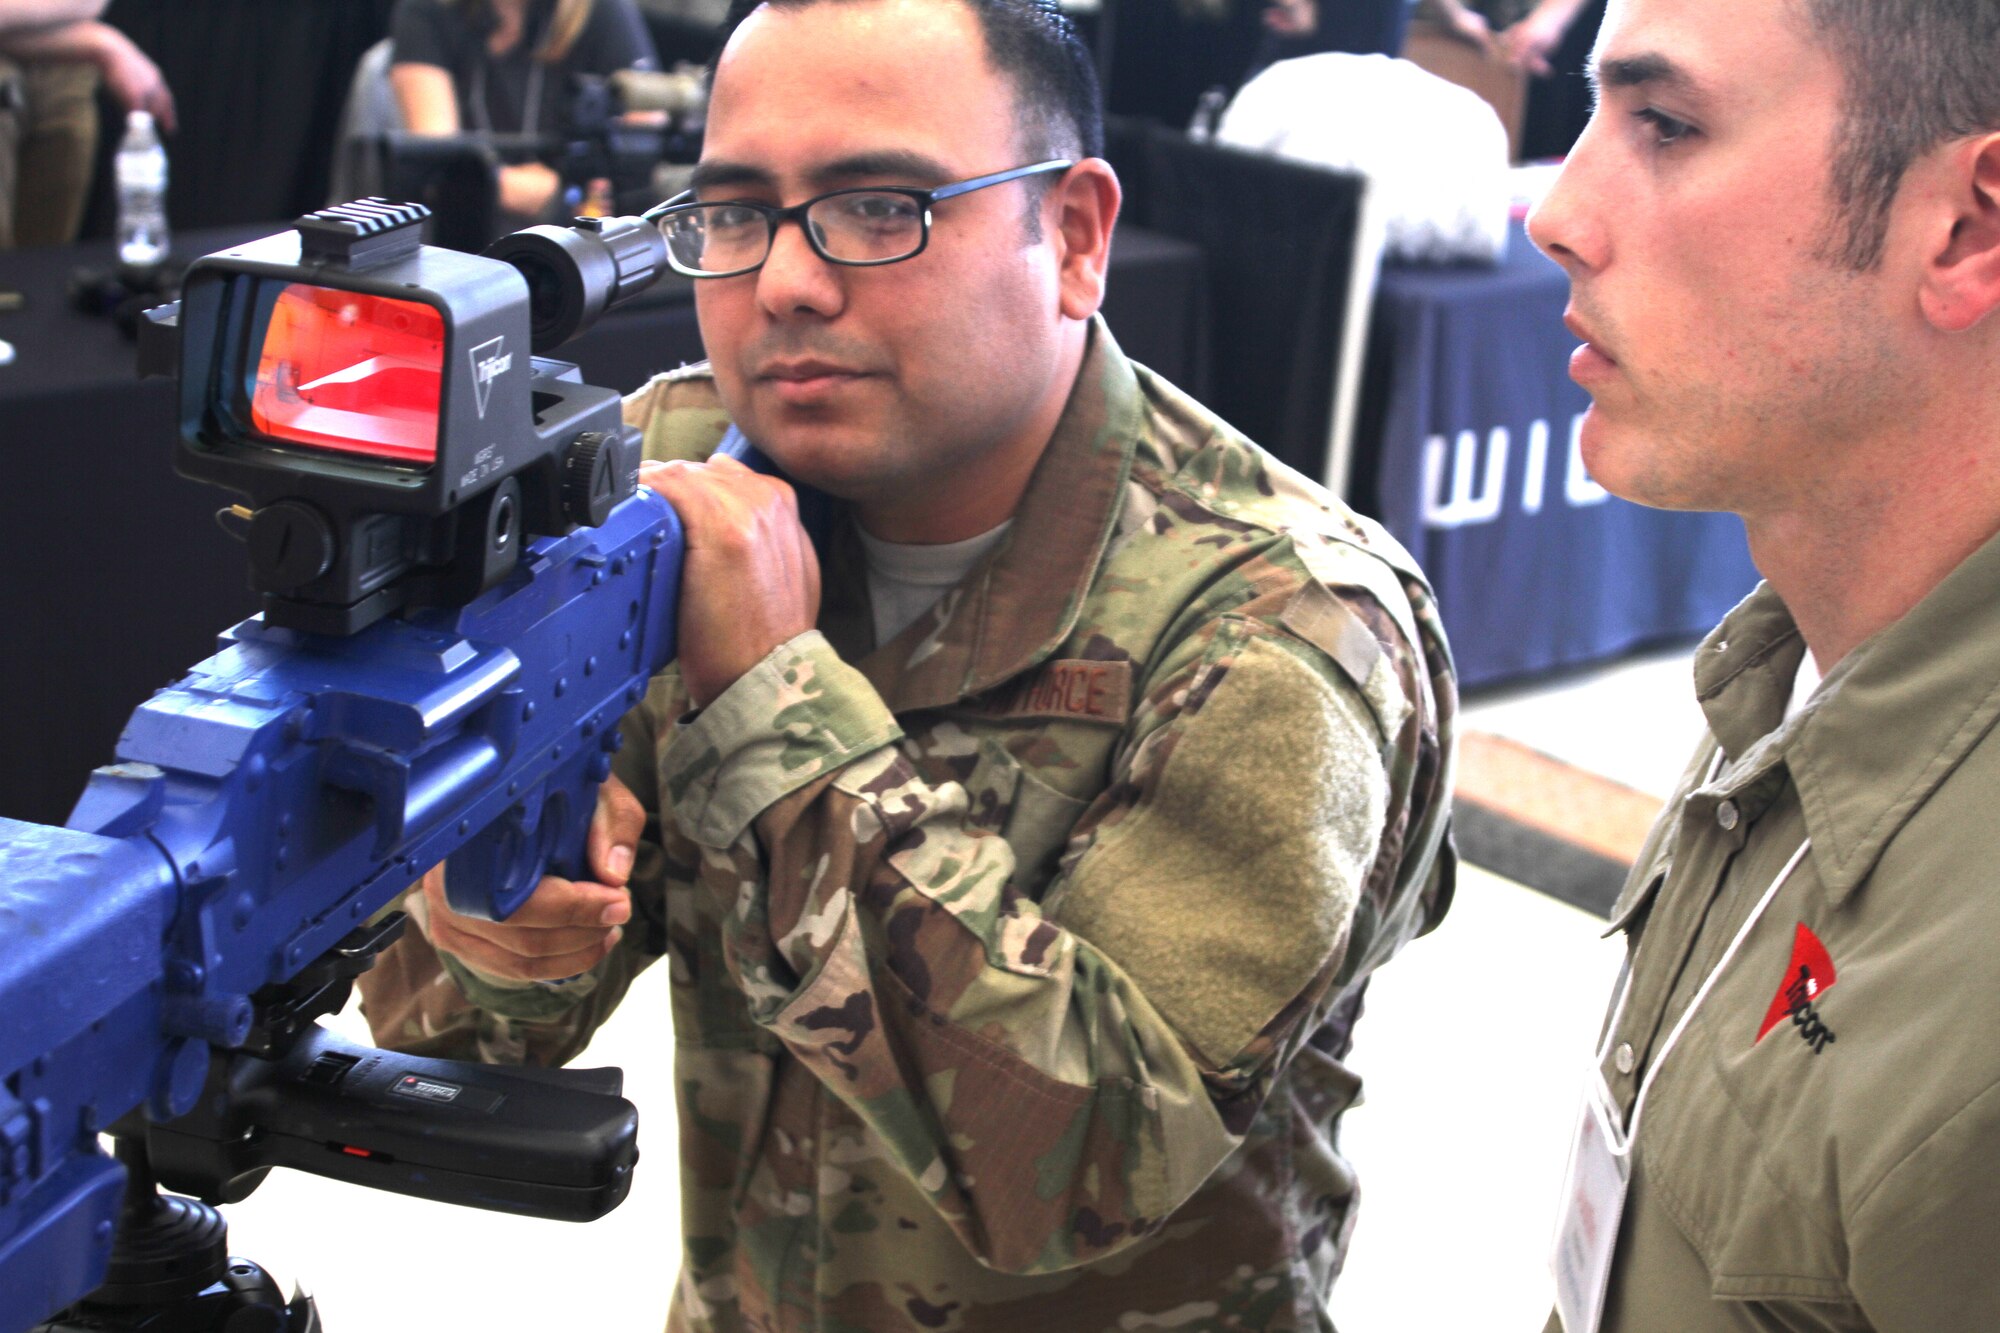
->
[[1551, 1073, 1631, 1333], [975, 659, 1133, 725]]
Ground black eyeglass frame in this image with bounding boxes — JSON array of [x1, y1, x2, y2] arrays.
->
[[642, 158, 1076, 278]]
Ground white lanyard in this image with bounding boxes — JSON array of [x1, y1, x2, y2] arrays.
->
[[1553, 746, 1812, 1333], [1595, 835, 1811, 1153]]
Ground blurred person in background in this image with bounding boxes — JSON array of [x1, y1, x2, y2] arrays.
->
[[0, 0, 172, 248], [1495, 0, 1590, 72], [1101, 0, 1486, 130], [1258, 0, 1497, 63], [633, 0, 730, 63], [389, 0, 657, 222], [1497, 0, 1603, 158]]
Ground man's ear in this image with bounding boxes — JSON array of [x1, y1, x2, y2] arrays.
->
[[1920, 132, 2000, 334], [1051, 158, 1121, 322]]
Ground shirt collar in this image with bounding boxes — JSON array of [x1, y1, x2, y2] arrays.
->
[[1694, 525, 2000, 906], [819, 316, 1142, 712]]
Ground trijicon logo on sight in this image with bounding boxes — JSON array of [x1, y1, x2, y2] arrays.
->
[[470, 335, 512, 418]]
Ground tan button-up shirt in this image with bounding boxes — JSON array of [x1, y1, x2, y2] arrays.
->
[[1555, 530, 2000, 1332]]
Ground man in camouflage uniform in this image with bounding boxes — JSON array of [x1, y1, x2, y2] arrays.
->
[[360, 1, 1455, 1328]]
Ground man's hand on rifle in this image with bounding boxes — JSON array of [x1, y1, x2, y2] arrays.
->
[[640, 453, 821, 709], [413, 774, 646, 983], [408, 452, 816, 982]]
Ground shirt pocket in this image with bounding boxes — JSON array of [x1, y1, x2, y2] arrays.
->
[[962, 734, 1091, 896], [1640, 1005, 1858, 1307]]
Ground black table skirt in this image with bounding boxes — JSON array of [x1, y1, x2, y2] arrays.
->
[[0, 223, 1203, 824]]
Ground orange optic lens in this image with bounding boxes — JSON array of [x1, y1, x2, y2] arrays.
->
[[250, 284, 445, 466]]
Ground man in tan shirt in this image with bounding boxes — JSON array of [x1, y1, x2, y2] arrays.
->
[[1527, 0, 2000, 1327]]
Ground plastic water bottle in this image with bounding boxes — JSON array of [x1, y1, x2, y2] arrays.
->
[[1188, 87, 1228, 142], [116, 110, 169, 268]]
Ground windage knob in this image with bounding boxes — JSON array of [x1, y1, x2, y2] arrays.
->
[[561, 432, 628, 528]]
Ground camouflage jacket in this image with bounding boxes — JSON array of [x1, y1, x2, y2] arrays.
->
[[360, 321, 1457, 1332]]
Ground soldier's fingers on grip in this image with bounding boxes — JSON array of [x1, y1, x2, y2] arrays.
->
[[440, 915, 622, 961], [587, 773, 644, 887], [700, 453, 795, 519], [640, 456, 722, 509], [420, 878, 617, 949], [496, 873, 631, 929], [415, 861, 461, 933], [638, 456, 703, 479], [442, 927, 624, 984], [638, 460, 724, 527], [647, 458, 791, 538]]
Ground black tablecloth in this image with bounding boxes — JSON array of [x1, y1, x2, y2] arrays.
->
[[0, 223, 1203, 824], [1107, 120, 1360, 483], [1358, 220, 1761, 688]]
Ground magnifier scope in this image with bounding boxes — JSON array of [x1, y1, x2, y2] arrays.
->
[[145, 197, 670, 636]]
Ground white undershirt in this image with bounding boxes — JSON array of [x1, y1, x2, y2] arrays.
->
[[1785, 650, 1825, 722], [856, 521, 1013, 646]]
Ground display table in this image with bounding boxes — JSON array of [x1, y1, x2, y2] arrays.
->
[[0, 224, 1204, 825], [1357, 221, 1761, 688]]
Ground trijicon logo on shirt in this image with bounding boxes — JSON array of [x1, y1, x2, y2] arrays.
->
[[1756, 921, 1838, 1053]]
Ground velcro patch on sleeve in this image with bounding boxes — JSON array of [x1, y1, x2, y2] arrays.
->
[[1280, 582, 1382, 689], [975, 659, 1134, 725], [1049, 632, 1384, 1071]]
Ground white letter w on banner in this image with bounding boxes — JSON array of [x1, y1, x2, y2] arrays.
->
[[1422, 428, 1508, 529]]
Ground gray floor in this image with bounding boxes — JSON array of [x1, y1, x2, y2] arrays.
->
[[201, 645, 1707, 1331], [1336, 642, 1705, 1328], [1461, 641, 1708, 800]]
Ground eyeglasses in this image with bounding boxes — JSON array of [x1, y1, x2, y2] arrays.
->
[[642, 159, 1074, 278]]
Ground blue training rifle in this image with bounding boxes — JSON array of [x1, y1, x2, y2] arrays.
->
[[0, 199, 700, 1331]]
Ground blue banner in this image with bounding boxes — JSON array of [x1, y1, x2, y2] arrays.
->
[[1366, 224, 1761, 688]]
